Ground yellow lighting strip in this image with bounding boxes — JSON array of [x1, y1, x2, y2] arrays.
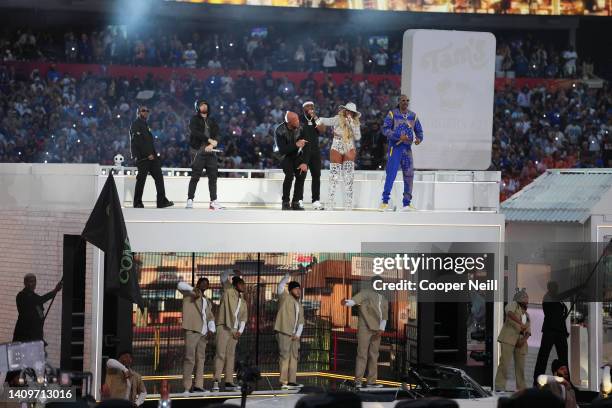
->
[[142, 371, 402, 387]]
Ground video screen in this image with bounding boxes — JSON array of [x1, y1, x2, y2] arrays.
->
[[167, 0, 610, 16]]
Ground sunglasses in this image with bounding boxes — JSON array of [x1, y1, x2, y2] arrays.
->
[[140, 109, 150, 113]]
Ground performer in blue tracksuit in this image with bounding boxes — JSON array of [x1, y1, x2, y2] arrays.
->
[[379, 95, 424, 211]]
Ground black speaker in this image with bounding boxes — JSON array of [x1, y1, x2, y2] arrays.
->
[[296, 392, 361, 408]]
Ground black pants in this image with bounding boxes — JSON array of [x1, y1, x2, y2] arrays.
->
[[533, 331, 568, 385], [308, 150, 321, 202], [282, 158, 306, 203], [188, 150, 218, 201], [134, 158, 167, 206]]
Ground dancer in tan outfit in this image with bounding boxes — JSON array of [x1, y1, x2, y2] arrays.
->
[[342, 277, 388, 388]]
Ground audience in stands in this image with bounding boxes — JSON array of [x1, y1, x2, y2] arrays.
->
[[0, 27, 590, 78]]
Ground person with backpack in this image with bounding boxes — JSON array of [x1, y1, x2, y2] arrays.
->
[[186, 100, 223, 210]]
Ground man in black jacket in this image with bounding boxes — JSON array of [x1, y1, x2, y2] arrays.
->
[[13, 274, 62, 344], [533, 281, 570, 386], [187, 100, 223, 210], [300, 102, 324, 210], [130, 105, 174, 208], [274, 111, 308, 210]]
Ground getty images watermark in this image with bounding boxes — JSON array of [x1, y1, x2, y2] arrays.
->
[[358, 243, 503, 302], [371, 253, 498, 294]]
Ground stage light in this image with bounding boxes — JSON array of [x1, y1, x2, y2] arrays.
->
[[157, 153, 160, 156], [211, 80, 215, 84], [71, 47, 75, 51], [117, 114, 121, 118], [220, 105, 224, 109], [252, 134, 256, 138], [77, 139, 80, 143], [126, 170, 131, 175], [572, 83, 576, 88], [102, 169, 107, 175], [46, 152, 49, 155], [51, 134, 54, 139], [215, 45, 219, 49], [89, 104, 93, 109], [80, 111, 84, 116], [232, 131, 236, 135], [555, 137, 558, 141], [73, 123, 76, 128], [242, 110, 246, 115], [44, 160, 47, 164], [229, 42, 234, 47]]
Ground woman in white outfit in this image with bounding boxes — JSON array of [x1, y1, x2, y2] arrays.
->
[[316, 102, 362, 210]]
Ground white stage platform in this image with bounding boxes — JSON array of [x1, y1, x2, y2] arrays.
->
[[125, 208, 504, 253]]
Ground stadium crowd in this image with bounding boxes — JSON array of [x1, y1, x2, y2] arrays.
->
[[0, 63, 610, 201], [0, 27, 589, 79]]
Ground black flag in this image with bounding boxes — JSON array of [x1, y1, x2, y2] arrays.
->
[[82, 173, 144, 310]]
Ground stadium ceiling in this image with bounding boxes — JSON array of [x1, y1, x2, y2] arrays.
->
[[0, 0, 584, 31]]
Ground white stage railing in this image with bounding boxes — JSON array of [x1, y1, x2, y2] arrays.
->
[[101, 166, 501, 212]]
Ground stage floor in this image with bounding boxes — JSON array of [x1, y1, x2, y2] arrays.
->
[[143, 372, 402, 407]]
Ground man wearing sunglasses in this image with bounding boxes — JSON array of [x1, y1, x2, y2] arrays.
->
[[273, 111, 308, 210], [379, 95, 423, 212], [130, 106, 174, 208]]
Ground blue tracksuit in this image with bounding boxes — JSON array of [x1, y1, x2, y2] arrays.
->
[[381, 109, 424, 206]]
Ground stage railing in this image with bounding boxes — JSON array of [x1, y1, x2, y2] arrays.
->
[[100, 166, 501, 212]]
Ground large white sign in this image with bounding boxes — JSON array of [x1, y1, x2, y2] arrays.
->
[[402, 30, 496, 170]]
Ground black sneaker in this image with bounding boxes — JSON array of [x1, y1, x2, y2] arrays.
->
[[157, 199, 174, 208], [287, 382, 303, 388], [225, 382, 239, 391], [133, 202, 144, 208], [291, 201, 305, 211], [282, 201, 291, 210], [190, 387, 205, 393]]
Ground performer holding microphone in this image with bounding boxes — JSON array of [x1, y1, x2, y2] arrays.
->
[[316, 102, 361, 210], [300, 102, 324, 210], [379, 95, 423, 212], [274, 111, 308, 210], [186, 100, 223, 210]]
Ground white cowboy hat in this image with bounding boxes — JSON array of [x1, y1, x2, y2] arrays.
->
[[339, 102, 361, 117]]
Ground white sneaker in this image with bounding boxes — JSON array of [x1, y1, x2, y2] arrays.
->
[[400, 204, 417, 212], [365, 383, 383, 388], [312, 201, 324, 210], [209, 200, 224, 210], [211, 381, 219, 392], [185, 199, 193, 209], [298, 200, 305, 210]]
